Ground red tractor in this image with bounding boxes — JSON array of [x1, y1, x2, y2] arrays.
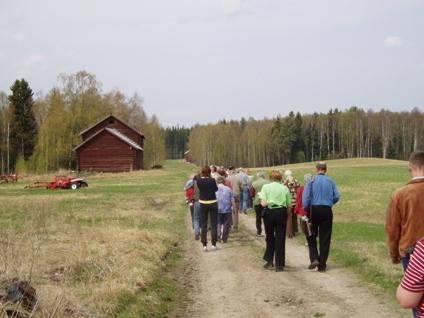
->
[[25, 176, 88, 190], [47, 176, 88, 190]]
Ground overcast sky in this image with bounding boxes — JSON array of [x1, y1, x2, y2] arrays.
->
[[1, 0, 423, 127]]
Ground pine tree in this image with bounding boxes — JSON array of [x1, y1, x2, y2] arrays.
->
[[8, 79, 37, 170]]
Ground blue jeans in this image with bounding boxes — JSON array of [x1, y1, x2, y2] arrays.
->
[[217, 213, 232, 242], [193, 201, 201, 235], [240, 185, 249, 212], [403, 254, 419, 318]]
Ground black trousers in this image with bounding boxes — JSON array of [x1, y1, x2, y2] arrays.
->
[[263, 207, 287, 269], [254, 204, 264, 235], [200, 202, 218, 246], [307, 205, 333, 270]]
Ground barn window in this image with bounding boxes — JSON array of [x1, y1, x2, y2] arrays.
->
[[108, 118, 115, 124]]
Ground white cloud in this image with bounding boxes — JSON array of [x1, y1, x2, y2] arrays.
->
[[222, 0, 251, 16], [384, 36, 403, 48]]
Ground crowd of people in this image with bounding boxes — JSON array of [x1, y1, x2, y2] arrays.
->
[[184, 151, 424, 317], [184, 161, 340, 273]]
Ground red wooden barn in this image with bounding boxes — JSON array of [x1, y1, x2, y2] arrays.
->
[[74, 115, 145, 172]]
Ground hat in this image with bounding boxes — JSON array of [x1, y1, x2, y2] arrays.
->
[[284, 170, 292, 177]]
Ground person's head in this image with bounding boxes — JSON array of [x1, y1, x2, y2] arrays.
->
[[201, 165, 211, 177], [257, 171, 265, 179], [216, 176, 225, 184], [228, 166, 235, 174], [284, 170, 292, 178], [316, 161, 327, 174], [218, 167, 226, 177], [210, 165, 217, 173], [269, 170, 283, 182], [304, 173, 312, 184], [409, 151, 424, 177]]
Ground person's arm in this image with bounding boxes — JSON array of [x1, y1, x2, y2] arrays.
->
[[385, 194, 401, 264], [333, 181, 340, 204], [396, 285, 423, 308], [302, 181, 311, 208], [397, 240, 424, 308], [260, 186, 268, 207]]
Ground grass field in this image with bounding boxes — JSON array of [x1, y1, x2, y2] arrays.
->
[[0, 160, 195, 317], [252, 158, 410, 293], [0, 158, 411, 316]]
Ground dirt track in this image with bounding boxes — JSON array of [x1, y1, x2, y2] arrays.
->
[[170, 213, 407, 318]]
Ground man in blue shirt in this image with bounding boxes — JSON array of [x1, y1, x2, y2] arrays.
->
[[302, 161, 340, 272], [216, 176, 234, 243]]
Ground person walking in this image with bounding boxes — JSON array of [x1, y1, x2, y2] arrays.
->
[[192, 174, 201, 240], [396, 236, 424, 317], [216, 176, 234, 243], [227, 166, 242, 230], [386, 151, 424, 316], [238, 168, 250, 214], [284, 170, 300, 238], [302, 161, 340, 272], [260, 170, 292, 272], [252, 171, 269, 236], [196, 166, 219, 251]]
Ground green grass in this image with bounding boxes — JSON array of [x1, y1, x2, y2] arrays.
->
[[0, 160, 196, 317]]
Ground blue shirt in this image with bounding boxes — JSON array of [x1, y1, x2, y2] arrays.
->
[[302, 174, 340, 208], [216, 184, 233, 213]]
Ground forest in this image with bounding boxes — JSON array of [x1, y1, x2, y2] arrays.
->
[[188, 108, 424, 168], [0, 71, 165, 174], [1, 71, 423, 173]]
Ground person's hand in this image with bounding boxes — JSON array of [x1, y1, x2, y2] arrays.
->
[[391, 256, 401, 264], [301, 216, 309, 222]]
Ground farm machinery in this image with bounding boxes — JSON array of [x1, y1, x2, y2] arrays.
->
[[25, 176, 88, 190]]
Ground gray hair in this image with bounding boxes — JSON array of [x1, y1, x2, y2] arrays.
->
[[257, 171, 265, 178], [216, 176, 225, 184]]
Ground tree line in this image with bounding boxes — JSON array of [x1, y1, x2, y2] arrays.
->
[[0, 71, 166, 174], [188, 108, 424, 167]]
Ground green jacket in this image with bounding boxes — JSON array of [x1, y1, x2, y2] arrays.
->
[[252, 178, 269, 206]]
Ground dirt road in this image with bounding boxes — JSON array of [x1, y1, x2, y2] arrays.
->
[[171, 213, 407, 318]]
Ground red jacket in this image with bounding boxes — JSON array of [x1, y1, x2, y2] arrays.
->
[[295, 186, 306, 217], [185, 187, 194, 202]]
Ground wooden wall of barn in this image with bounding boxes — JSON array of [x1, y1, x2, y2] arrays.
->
[[77, 131, 141, 172]]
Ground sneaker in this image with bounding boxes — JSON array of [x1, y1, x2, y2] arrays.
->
[[203, 245, 208, 252], [256, 233, 263, 237], [308, 260, 319, 270], [275, 267, 284, 272], [211, 245, 217, 251]]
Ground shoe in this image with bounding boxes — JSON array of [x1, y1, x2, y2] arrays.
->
[[308, 260, 319, 270], [203, 245, 208, 252], [275, 267, 284, 272], [256, 233, 263, 237], [222, 239, 227, 243], [263, 262, 274, 269], [317, 266, 326, 273], [211, 245, 217, 251], [195, 233, 200, 240]]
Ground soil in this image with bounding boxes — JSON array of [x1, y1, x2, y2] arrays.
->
[[169, 213, 407, 318]]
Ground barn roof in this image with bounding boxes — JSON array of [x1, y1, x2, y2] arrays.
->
[[79, 114, 145, 138], [73, 127, 144, 151]]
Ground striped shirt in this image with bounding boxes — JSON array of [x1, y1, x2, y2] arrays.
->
[[401, 238, 424, 317]]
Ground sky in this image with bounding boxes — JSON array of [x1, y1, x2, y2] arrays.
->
[[1, 0, 423, 127]]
